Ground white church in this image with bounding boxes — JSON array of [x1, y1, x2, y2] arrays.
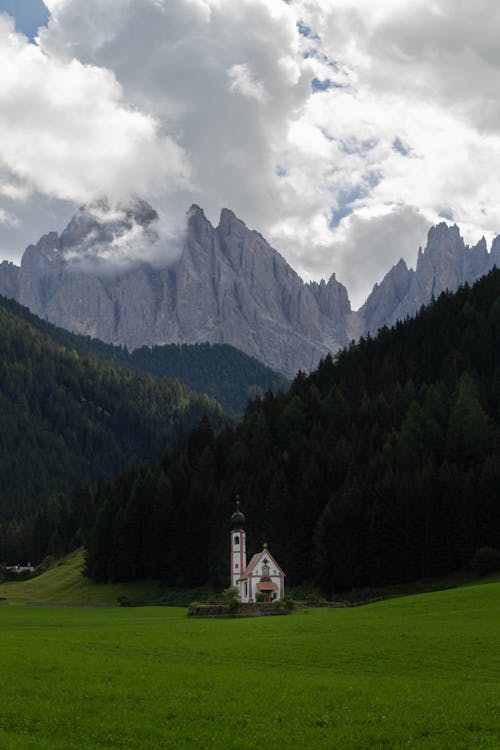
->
[[230, 502, 285, 603]]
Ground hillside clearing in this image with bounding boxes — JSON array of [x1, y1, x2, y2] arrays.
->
[[0, 550, 153, 605]]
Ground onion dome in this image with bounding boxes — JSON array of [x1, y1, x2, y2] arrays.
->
[[231, 499, 246, 529]]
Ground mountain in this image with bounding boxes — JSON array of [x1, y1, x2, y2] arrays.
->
[[1, 202, 499, 377], [359, 224, 500, 334], [0, 293, 225, 529], [0, 200, 353, 378]]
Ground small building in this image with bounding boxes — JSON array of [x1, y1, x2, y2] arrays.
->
[[230, 502, 285, 603], [5, 563, 35, 574]]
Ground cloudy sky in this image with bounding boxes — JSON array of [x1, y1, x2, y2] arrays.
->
[[1, 0, 499, 306]]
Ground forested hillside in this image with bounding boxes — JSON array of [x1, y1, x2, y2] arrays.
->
[[0, 297, 289, 415], [0, 298, 225, 561], [83, 270, 500, 591]]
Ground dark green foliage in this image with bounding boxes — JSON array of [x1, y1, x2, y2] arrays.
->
[[471, 546, 500, 576], [84, 269, 500, 591], [223, 585, 240, 611], [0, 297, 226, 563], [128, 343, 289, 415], [0, 296, 288, 415]]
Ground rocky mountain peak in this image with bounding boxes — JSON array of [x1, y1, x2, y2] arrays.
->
[[309, 272, 351, 319], [187, 204, 213, 246], [474, 236, 488, 254], [419, 223, 463, 267], [491, 235, 500, 266], [1, 206, 499, 378], [360, 221, 500, 336], [22, 232, 61, 267], [427, 221, 461, 242], [217, 207, 242, 230], [359, 257, 413, 335]]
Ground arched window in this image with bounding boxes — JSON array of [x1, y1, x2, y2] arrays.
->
[[234, 536, 239, 545]]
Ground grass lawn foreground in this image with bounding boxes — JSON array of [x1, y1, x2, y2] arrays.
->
[[0, 580, 499, 749]]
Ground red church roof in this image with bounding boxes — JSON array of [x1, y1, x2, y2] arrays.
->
[[239, 548, 285, 579]]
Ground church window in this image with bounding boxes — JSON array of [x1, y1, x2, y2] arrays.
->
[[234, 536, 239, 545]]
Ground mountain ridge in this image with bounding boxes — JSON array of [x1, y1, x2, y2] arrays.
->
[[0, 203, 498, 377]]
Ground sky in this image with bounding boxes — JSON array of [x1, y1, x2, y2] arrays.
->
[[1, 0, 500, 307]]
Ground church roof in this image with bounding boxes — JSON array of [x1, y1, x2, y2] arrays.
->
[[240, 548, 285, 578]]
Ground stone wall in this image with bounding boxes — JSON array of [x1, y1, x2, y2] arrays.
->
[[188, 603, 291, 617]]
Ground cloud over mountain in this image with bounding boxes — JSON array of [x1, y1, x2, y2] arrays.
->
[[1, 0, 500, 306]]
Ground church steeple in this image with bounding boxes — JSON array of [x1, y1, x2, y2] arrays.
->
[[230, 498, 246, 588], [231, 499, 246, 529]]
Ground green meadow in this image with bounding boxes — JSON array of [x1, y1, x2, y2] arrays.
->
[[0, 582, 499, 749]]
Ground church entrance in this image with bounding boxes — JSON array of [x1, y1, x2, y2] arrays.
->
[[257, 580, 278, 602]]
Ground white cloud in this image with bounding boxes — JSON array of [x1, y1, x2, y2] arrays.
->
[[227, 64, 269, 103], [0, 207, 19, 227], [0, 14, 190, 205], [1, 0, 500, 309], [328, 207, 431, 308], [61, 199, 186, 271]]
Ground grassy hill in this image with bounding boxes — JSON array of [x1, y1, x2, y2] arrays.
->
[[0, 582, 498, 748], [0, 550, 154, 604]]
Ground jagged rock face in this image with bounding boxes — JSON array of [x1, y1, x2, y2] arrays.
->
[[360, 259, 413, 336], [160, 206, 352, 375], [11, 202, 352, 377], [2, 207, 499, 377], [0, 261, 20, 300], [360, 222, 500, 335]]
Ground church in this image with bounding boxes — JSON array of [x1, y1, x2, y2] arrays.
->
[[230, 502, 285, 603]]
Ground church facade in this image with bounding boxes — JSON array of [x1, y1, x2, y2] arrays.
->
[[230, 503, 285, 603]]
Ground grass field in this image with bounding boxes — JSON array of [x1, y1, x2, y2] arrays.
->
[[1, 581, 499, 749]]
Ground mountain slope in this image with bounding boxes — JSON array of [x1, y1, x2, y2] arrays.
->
[[0, 294, 224, 525], [0, 295, 288, 415]]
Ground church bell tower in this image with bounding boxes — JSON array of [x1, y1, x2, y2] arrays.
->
[[230, 499, 246, 588]]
